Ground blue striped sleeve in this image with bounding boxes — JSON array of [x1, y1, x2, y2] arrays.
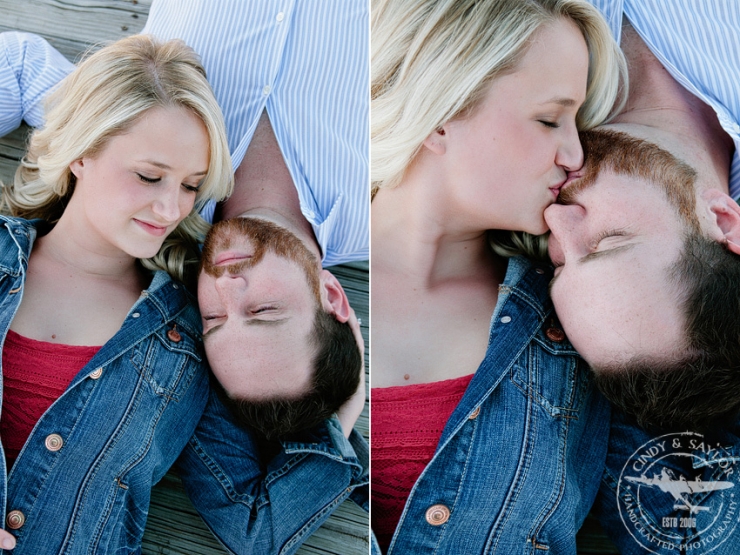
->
[[0, 32, 74, 136]]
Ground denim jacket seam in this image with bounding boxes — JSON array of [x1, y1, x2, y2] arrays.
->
[[528, 409, 572, 549], [186, 435, 256, 505], [484, 388, 537, 553], [279, 484, 353, 555], [58, 369, 161, 549]]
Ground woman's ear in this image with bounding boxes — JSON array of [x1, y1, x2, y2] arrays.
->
[[319, 269, 351, 322], [422, 126, 447, 156], [703, 189, 740, 255], [69, 158, 84, 179]]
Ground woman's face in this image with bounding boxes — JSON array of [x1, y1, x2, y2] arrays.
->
[[437, 17, 589, 234], [67, 105, 210, 260]]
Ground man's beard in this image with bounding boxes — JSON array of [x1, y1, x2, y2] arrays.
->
[[201, 217, 322, 303]]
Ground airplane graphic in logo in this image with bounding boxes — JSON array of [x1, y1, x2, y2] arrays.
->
[[625, 468, 734, 515]]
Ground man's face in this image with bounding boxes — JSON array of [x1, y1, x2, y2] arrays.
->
[[543, 130, 700, 369], [198, 217, 322, 399]]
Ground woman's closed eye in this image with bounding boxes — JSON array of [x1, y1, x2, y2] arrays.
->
[[137, 173, 161, 184]]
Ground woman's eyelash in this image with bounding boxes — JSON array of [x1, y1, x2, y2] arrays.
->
[[539, 120, 560, 129], [137, 173, 161, 184]]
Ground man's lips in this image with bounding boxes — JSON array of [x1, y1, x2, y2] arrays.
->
[[214, 251, 252, 266], [550, 170, 585, 197], [562, 170, 585, 190]]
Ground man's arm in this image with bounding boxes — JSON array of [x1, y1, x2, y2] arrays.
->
[[175, 387, 368, 555], [0, 32, 74, 136]]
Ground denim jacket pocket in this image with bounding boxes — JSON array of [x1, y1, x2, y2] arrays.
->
[[130, 323, 203, 401], [510, 324, 589, 418]]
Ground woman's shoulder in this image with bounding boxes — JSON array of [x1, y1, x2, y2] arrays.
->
[[144, 270, 202, 333], [0, 216, 42, 263]]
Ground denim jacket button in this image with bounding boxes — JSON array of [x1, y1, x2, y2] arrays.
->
[[89, 368, 103, 380], [6, 510, 24, 530], [545, 327, 566, 342], [469, 407, 480, 420], [167, 328, 182, 343], [45, 434, 64, 452], [425, 504, 450, 526]]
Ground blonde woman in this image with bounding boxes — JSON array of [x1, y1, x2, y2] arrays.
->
[[371, 0, 626, 553], [0, 34, 231, 553]]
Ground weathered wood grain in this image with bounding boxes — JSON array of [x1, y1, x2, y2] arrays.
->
[[0, 1, 369, 554]]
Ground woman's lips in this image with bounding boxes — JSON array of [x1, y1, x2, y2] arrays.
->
[[134, 219, 168, 236]]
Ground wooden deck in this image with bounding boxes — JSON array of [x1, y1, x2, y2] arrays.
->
[[0, 1, 368, 554]]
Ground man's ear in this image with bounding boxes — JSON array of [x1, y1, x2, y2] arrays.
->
[[422, 126, 447, 156], [319, 270, 351, 323], [703, 189, 740, 255]]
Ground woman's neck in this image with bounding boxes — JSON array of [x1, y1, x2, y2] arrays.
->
[[38, 215, 143, 284], [372, 175, 505, 288]]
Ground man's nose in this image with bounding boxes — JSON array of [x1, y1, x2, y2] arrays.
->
[[544, 203, 583, 239], [214, 271, 247, 300]]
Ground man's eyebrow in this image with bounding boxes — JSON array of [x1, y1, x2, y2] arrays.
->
[[540, 97, 578, 107], [203, 324, 223, 339], [202, 317, 289, 340], [245, 318, 289, 327]]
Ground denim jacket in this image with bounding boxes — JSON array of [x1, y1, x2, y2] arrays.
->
[[0, 216, 368, 554], [380, 256, 611, 554]]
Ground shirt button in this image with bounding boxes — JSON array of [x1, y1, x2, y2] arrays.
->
[[535, 267, 545, 274], [132, 313, 140, 319], [276, 11, 284, 21], [469, 406, 481, 420], [45, 433, 64, 452], [6, 510, 25, 529], [546, 327, 566, 342], [89, 367, 103, 380], [425, 504, 450, 526], [500, 316, 512, 324], [263, 85, 271, 95]]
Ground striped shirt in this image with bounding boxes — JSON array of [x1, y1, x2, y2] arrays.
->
[[0, 0, 369, 267], [589, 0, 740, 200], [0, 32, 74, 135]]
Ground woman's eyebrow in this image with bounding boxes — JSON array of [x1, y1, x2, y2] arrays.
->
[[138, 159, 208, 176], [539, 97, 578, 107]]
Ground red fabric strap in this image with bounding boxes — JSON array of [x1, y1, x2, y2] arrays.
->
[[371, 373, 473, 553], [1, 330, 100, 467]]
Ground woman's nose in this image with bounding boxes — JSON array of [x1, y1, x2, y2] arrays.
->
[[151, 184, 184, 223], [556, 127, 584, 172]]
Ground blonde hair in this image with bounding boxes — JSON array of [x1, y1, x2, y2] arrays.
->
[[372, 0, 627, 193], [2, 34, 234, 283]]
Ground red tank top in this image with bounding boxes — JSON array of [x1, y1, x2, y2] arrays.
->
[[371, 373, 474, 553], [1, 330, 101, 468]]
